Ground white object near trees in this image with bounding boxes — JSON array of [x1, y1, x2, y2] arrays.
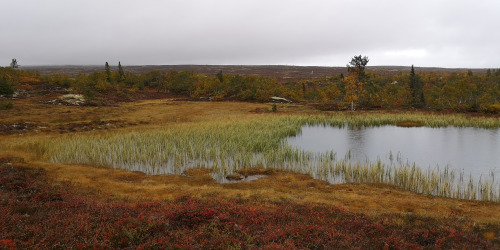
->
[[10, 59, 19, 68]]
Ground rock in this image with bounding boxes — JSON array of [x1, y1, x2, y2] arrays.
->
[[59, 94, 85, 105], [12, 90, 30, 98], [45, 94, 86, 106], [270, 96, 292, 103]]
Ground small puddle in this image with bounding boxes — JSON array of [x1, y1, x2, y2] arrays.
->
[[213, 174, 269, 184]]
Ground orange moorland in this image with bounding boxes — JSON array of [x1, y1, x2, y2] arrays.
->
[[1, 97, 499, 248]]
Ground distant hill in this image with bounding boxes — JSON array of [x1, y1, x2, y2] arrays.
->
[[22, 65, 489, 81]]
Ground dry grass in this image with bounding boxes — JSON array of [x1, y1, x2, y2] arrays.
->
[[28, 111, 498, 201], [237, 167, 276, 177], [23, 161, 500, 224], [0, 98, 280, 131], [2, 98, 500, 225], [395, 120, 425, 127]]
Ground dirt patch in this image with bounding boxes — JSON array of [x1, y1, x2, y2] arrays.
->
[[0, 122, 40, 135], [310, 103, 347, 111], [52, 118, 150, 133], [0, 156, 25, 165], [53, 120, 127, 133], [0, 120, 141, 135], [248, 107, 269, 113]]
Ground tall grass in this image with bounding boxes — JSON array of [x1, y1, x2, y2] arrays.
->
[[22, 112, 500, 202]]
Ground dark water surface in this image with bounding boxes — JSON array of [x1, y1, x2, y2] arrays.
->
[[286, 125, 500, 180]]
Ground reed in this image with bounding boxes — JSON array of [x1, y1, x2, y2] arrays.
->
[[14, 112, 500, 202]]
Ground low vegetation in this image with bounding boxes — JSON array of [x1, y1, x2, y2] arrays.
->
[[13, 112, 496, 202], [2, 63, 500, 111], [0, 101, 13, 110], [1, 164, 498, 249], [2, 62, 500, 247]]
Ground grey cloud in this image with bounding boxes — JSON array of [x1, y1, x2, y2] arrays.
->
[[1, 0, 499, 67]]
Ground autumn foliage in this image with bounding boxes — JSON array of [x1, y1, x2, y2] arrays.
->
[[2, 65, 500, 112], [1, 164, 496, 249]]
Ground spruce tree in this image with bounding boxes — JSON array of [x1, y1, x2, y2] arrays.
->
[[105, 62, 111, 82], [118, 61, 125, 81], [409, 65, 416, 95], [409, 65, 424, 108], [216, 70, 223, 83]]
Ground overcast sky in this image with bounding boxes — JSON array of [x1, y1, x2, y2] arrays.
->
[[2, 0, 499, 68]]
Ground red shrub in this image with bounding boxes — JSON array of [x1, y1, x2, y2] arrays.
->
[[0, 165, 496, 249]]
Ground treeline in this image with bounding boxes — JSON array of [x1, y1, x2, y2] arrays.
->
[[1, 65, 500, 113]]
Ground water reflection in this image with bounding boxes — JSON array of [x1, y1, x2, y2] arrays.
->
[[286, 125, 500, 180]]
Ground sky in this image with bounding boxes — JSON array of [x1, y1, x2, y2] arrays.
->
[[1, 0, 499, 68]]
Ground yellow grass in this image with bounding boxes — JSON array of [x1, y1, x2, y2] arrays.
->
[[2, 98, 500, 224], [21, 162, 500, 224], [22, 108, 498, 201]]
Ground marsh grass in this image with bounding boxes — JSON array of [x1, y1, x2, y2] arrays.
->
[[21, 112, 500, 202], [395, 121, 425, 127]]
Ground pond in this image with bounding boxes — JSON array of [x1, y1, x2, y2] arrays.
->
[[286, 125, 500, 181]]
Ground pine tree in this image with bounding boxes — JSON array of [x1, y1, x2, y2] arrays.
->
[[345, 55, 369, 110], [347, 55, 369, 82]]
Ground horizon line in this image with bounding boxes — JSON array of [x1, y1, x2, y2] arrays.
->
[[14, 64, 495, 70]]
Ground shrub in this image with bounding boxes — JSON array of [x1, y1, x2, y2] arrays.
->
[[481, 103, 500, 114], [0, 101, 13, 110], [0, 77, 14, 96], [1, 164, 497, 249]]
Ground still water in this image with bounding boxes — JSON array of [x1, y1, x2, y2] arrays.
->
[[286, 125, 500, 180]]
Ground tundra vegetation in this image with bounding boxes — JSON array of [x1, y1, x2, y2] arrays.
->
[[2, 164, 498, 248], [1, 62, 500, 248], [2, 62, 500, 111], [25, 113, 500, 202]]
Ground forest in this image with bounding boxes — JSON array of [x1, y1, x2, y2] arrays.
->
[[1, 61, 500, 113]]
